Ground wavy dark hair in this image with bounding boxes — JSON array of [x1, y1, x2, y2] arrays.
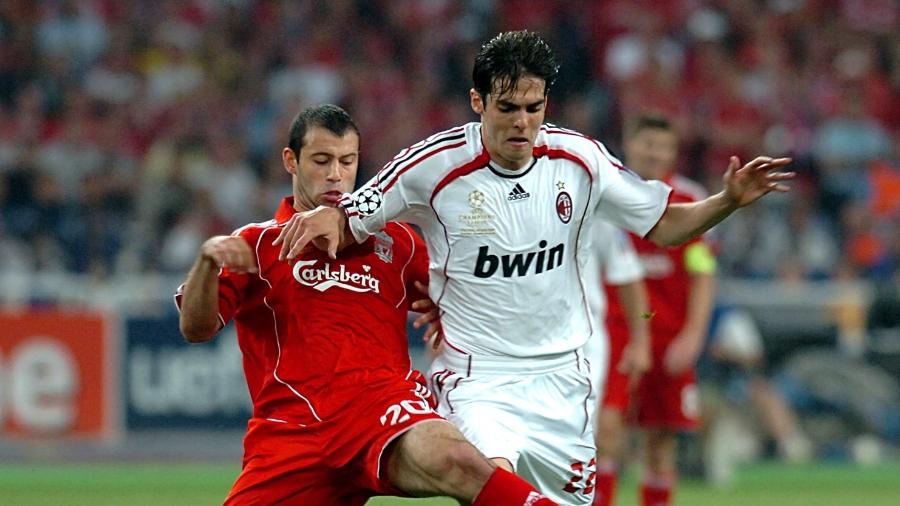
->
[[472, 30, 559, 100]]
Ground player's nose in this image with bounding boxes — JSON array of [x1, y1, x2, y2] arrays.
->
[[326, 161, 342, 181]]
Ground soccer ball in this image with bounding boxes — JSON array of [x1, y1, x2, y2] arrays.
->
[[356, 188, 382, 215]]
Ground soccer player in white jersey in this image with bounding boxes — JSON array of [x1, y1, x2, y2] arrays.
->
[[274, 31, 794, 504]]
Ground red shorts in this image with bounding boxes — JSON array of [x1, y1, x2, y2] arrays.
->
[[601, 332, 700, 431], [601, 326, 631, 412], [632, 358, 700, 431], [224, 377, 444, 505]]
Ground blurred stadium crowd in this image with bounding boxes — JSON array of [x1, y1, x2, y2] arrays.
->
[[0, 0, 897, 282]]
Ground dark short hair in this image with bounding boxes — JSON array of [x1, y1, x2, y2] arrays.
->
[[625, 114, 674, 138], [287, 104, 359, 157], [472, 31, 559, 100]]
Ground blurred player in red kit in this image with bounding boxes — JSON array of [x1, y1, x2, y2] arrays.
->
[[594, 115, 717, 506], [176, 104, 558, 505]]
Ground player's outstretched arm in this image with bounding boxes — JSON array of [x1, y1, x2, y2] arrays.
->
[[273, 205, 347, 261], [647, 156, 794, 246], [179, 236, 255, 343]]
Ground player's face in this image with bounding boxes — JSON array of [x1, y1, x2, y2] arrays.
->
[[470, 75, 546, 170], [623, 127, 678, 181], [283, 126, 359, 211]]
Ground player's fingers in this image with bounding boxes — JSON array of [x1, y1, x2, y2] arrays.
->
[[724, 155, 740, 176], [429, 326, 444, 349], [413, 280, 429, 296], [412, 310, 430, 329], [272, 216, 295, 246], [745, 156, 774, 170], [326, 232, 338, 260], [424, 322, 440, 341], [411, 298, 436, 312], [277, 221, 299, 261], [286, 229, 315, 260], [756, 157, 792, 171], [766, 171, 796, 181]]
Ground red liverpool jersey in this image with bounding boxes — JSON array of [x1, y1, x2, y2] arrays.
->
[[606, 174, 710, 347], [177, 197, 429, 425]]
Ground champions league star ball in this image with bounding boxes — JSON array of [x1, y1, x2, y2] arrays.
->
[[356, 188, 382, 215]]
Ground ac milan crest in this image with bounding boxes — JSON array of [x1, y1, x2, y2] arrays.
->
[[556, 191, 572, 223]]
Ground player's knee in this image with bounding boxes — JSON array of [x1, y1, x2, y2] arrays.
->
[[425, 441, 493, 490]]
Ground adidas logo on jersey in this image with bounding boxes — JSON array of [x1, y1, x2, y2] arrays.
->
[[473, 240, 564, 278], [507, 183, 531, 202]]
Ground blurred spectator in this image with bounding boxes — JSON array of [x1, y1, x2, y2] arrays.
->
[[0, 1, 894, 282], [708, 307, 813, 462]]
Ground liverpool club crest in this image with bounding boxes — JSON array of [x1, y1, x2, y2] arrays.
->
[[374, 231, 394, 263]]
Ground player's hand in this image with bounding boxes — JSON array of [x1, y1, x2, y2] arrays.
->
[[619, 338, 651, 388], [723, 155, 795, 208], [410, 281, 443, 349], [272, 206, 347, 261], [663, 330, 704, 375], [200, 236, 257, 274], [409, 369, 438, 410]]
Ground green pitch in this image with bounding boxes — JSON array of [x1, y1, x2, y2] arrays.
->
[[0, 462, 897, 505]]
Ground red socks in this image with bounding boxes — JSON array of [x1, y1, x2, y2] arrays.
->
[[472, 467, 559, 506], [592, 459, 618, 506], [640, 474, 673, 506]]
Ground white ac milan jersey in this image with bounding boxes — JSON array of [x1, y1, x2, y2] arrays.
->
[[342, 122, 671, 359]]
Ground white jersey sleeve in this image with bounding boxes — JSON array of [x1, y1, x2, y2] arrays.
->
[[598, 222, 643, 286], [590, 143, 672, 238], [340, 124, 487, 242], [538, 125, 671, 238]]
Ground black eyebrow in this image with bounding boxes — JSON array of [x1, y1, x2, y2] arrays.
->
[[497, 98, 546, 109]]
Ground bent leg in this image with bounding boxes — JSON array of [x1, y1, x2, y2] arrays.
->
[[385, 419, 494, 499], [385, 419, 556, 505]]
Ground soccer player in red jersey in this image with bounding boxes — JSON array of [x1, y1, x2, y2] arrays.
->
[[594, 115, 717, 506], [176, 104, 558, 506]]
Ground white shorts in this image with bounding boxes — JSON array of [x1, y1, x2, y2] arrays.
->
[[429, 347, 597, 505]]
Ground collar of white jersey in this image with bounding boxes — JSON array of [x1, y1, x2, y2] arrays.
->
[[487, 156, 538, 179]]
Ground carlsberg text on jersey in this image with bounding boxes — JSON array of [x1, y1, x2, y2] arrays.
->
[[473, 240, 564, 278]]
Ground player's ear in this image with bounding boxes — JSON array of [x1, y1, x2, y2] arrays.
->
[[469, 88, 484, 115], [282, 147, 298, 175]]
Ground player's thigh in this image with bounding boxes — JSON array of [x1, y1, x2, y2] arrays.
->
[[384, 418, 494, 499], [517, 367, 597, 505], [434, 373, 529, 468]]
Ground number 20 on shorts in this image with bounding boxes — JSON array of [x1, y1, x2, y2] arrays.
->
[[379, 399, 432, 426]]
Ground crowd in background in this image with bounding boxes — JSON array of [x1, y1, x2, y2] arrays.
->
[[0, 0, 897, 283]]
